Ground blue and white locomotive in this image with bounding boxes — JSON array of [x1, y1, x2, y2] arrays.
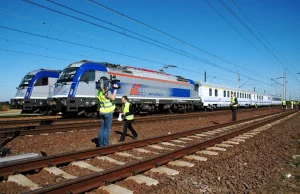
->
[[48, 60, 201, 116], [11, 69, 60, 113]]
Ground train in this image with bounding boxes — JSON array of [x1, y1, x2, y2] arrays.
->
[[47, 60, 201, 116], [10, 69, 60, 113], [198, 82, 282, 110], [46, 60, 281, 117]]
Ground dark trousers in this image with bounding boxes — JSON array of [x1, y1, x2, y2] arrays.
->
[[282, 105, 286, 110], [231, 107, 237, 121], [120, 120, 137, 140]]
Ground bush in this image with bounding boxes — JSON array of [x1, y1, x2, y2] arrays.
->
[[0, 105, 9, 111]]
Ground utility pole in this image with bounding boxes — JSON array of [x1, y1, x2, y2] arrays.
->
[[238, 71, 240, 88], [283, 72, 286, 100]]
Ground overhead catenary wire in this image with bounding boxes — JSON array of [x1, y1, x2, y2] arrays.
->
[[0, 37, 133, 66], [0, 24, 274, 88], [21, 0, 279, 87], [204, 0, 281, 67], [18, 0, 271, 84], [22, 0, 246, 76], [85, 0, 273, 81], [0, 48, 73, 62], [20, 1, 252, 76], [218, 0, 300, 83]]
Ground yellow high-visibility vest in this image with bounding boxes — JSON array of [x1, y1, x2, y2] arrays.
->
[[122, 102, 134, 120], [282, 100, 286, 105], [98, 90, 115, 114], [231, 97, 238, 107]]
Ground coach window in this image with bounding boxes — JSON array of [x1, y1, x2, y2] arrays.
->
[[257, 95, 258, 99], [237, 92, 239, 98], [227, 91, 229, 97], [215, 89, 218, 97], [223, 90, 226, 97], [80, 70, 95, 82], [209, 88, 212, 96], [234, 92, 236, 97], [34, 77, 48, 86]]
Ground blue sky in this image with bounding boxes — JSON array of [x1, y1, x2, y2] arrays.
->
[[0, 0, 300, 101]]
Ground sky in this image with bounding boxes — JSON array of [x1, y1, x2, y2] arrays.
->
[[0, 0, 300, 101]]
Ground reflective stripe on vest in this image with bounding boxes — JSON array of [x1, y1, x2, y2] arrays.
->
[[282, 100, 286, 105], [122, 102, 134, 120], [231, 97, 237, 107], [98, 90, 115, 113]]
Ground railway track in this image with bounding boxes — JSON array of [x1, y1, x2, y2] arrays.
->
[[0, 110, 295, 193], [0, 107, 279, 127], [0, 108, 281, 139]]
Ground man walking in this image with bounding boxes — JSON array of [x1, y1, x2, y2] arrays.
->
[[118, 96, 138, 142], [230, 93, 238, 121]]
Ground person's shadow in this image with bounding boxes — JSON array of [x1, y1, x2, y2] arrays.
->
[[91, 138, 99, 147], [114, 131, 135, 139]]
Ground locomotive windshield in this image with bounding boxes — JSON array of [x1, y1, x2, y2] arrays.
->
[[57, 67, 79, 83], [18, 74, 34, 88]]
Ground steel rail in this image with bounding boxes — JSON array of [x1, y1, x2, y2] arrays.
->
[[0, 106, 279, 126], [26, 110, 295, 194], [0, 110, 233, 138], [0, 110, 289, 178]]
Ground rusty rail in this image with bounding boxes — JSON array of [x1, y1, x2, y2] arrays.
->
[[0, 110, 289, 178], [25, 110, 295, 194]]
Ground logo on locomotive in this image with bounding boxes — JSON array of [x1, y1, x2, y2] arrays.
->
[[130, 84, 163, 97], [130, 84, 147, 96]]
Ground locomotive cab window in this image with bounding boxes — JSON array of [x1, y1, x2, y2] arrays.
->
[[80, 70, 95, 82], [34, 77, 48, 86], [194, 84, 199, 92], [209, 88, 212, 96]]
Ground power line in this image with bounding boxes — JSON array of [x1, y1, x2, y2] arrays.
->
[[0, 48, 73, 62], [0, 37, 132, 66], [22, 0, 239, 74], [204, 0, 281, 67], [218, 0, 300, 83], [21, 1, 248, 76], [22, 0, 278, 87], [230, 0, 300, 84], [0, 24, 274, 87], [85, 0, 272, 81], [230, 0, 294, 68], [0, 25, 167, 66]]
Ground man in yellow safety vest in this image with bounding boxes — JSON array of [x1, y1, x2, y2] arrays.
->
[[230, 93, 238, 121], [282, 99, 286, 110], [118, 96, 138, 142], [97, 83, 118, 147]]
